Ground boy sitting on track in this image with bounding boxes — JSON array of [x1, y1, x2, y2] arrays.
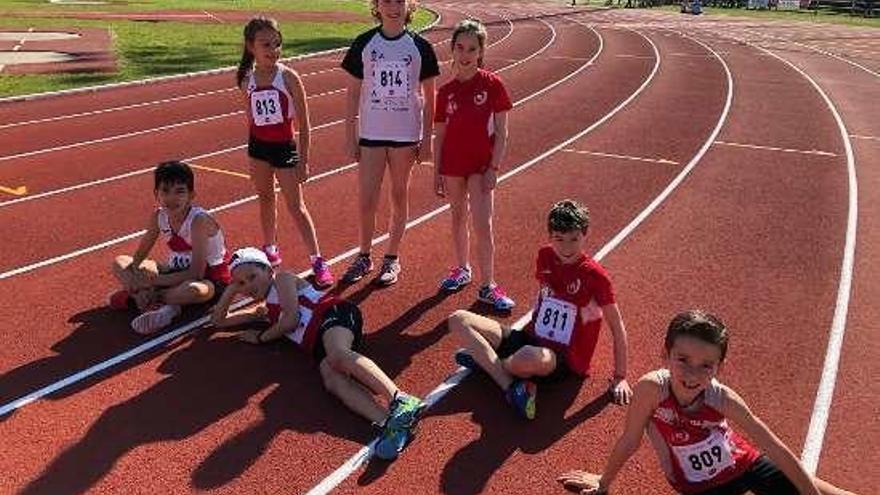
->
[[211, 247, 425, 460], [448, 199, 632, 419], [558, 310, 859, 495], [110, 160, 231, 335]]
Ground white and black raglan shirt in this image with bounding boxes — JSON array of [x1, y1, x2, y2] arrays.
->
[[341, 27, 440, 142]]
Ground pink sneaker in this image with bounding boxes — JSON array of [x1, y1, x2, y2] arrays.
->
[[262, 245, 282, 267], [311, 256, 334, 288]]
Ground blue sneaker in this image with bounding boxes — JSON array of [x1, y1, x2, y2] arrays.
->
[[454, 348, 479, 370], [374, 392, 425, 460], [478, 284, 516, 311], [439, 266, 472, 292], [506, 379, 537, 420]]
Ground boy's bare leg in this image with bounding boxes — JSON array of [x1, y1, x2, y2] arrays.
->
[[162, 280, 215, 306], [319, 326, 398, 424], [816, 478, 858, 495], [503, 345, 557, 378], [448, 309, 514, 390]]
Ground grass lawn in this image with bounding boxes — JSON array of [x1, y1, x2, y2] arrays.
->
[[0, 1, 436, 98], [0, 0, 377, 14]]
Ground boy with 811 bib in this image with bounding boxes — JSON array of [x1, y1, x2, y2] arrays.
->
[[447, 200, 632, 419]]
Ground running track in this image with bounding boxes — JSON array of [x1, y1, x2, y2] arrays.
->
[[0, 2, 874, 494]]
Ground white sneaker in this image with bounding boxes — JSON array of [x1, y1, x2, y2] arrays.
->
[[131, 304, 181, 335]]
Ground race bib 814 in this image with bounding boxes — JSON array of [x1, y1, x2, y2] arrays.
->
[[371, 61, 410, 99]]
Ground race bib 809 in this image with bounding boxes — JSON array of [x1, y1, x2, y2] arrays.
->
[[671, 430, 736, 483]]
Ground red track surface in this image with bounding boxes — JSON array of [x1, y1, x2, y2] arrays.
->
[[0, 2, 874, 495]]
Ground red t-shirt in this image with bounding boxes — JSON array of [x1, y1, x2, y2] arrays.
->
[[528, 246, 616, 376], [434, 69, 512, 177]]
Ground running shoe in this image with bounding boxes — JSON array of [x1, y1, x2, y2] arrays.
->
[[439, 266, 473, 292], [108, 289, 132, 311], [262, 245, 282, 267], [454, 348, 489, 378], [374, 392, 426, 460], [311, 256, 334, 288], [375, 256, 401, 287], [131, 304, 181, 335], [478, 284, 516, 311], [341, 254, 373, 283], [506, 379, 537, 420]]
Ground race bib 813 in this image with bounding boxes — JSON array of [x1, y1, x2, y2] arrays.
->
[[251, 89, 284, 126]]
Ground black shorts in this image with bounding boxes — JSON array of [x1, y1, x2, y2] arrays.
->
[[358, 138, 418, 148], [496, 329, 571, 383], [248, 136, 299, 168], [312, 301, 364, 362], [694, 456, 797, 495]]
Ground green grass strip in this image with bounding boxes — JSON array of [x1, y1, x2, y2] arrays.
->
[[0, 3, 435, 97]]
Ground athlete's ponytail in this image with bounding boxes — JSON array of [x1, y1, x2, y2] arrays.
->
[[237, 17, 282, 88]]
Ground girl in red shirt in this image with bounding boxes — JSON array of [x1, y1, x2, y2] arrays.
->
[[433, 20, 514, 311]]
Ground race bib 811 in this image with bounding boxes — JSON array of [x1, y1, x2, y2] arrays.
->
[[534, 296, 577, 345]]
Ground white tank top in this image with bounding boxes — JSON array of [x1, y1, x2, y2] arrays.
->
[[157, 206, 226, 270]]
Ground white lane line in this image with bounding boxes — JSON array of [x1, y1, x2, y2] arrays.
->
[[751, 45, 858, 475], [850, 134, 880, 142], [755, 30, 880, 80], [307, 28, 736, 495], [0, 12, 602, 418], [713, 141, 837, 157], [0, 111, 241, 163], [0, 83, 344, 132], [0, 87, 234, 130], [563, 148, 679, 164], [0, 17, 589, 276], [495, 15, 556, 74], [0, 118, 342, 209], [202, 10, 223, 24]]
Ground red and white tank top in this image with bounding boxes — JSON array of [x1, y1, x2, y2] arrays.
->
[[645, 369, 760, 494], [246, 65, 295, 143], [264, 281, 339, 354], [157, 206, 231, 284]]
